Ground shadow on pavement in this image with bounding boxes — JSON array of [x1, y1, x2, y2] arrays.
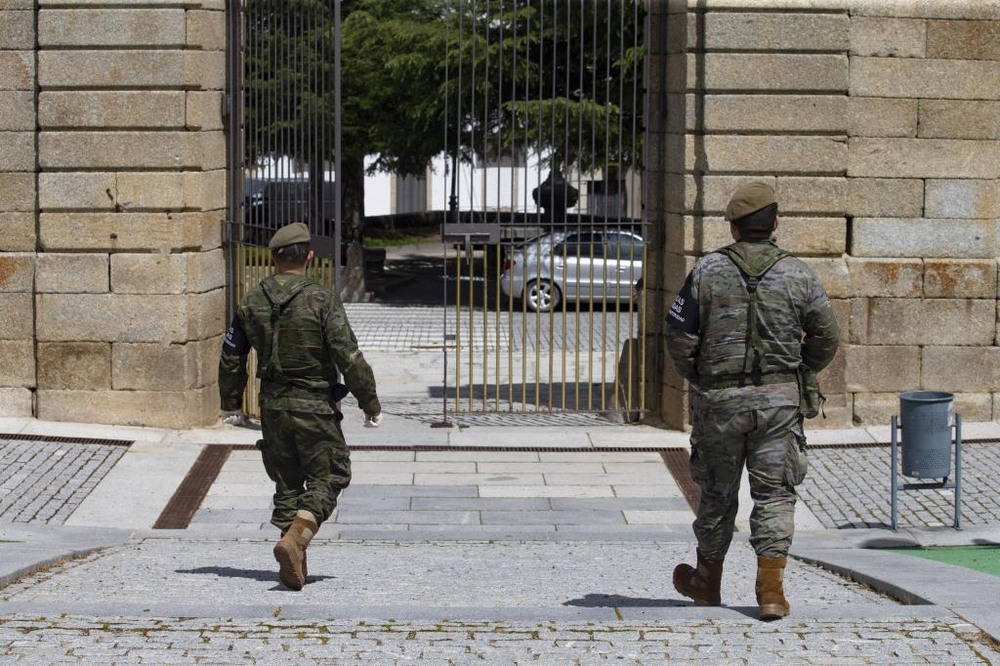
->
[[176, 565, 334, 585]]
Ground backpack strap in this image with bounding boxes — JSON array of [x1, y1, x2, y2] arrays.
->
[[714, 247, 791, 387], [259, 280, 309, 382]]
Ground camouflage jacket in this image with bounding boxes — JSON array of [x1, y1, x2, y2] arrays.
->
[[665, 240, 840, 409], [218, 273, 381, 416]]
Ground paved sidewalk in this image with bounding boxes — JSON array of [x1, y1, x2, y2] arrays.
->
[[2, 409, 1000, 664]]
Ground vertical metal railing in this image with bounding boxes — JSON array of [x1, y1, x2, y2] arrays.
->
[[443, 0, 646, 418], [225, 0, 341, 418]]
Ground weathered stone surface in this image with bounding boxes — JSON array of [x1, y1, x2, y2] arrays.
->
[[850, 57, 1000, 100], [0, 51, 33, 90], [40, 51, 184, 88], [0, 387, 32, 416], [664, 175, 778, 215], [851, 1, 1000, 20], [847, 178, 924, 218], [36, 386, 218, 428], [0, 340, 33, 386], [704, 12, 849, 52], [704, 95, 847, 133], [39, 132, 205, 169], [922, 346, 1000, 392], [772, 217, 847, 256], [185, 91, 223, 130], [0, 253, 34, 292], [847, 258, 923, 298], [852, 218, 998, 259], [926, 19, 1000, 60], [925, 179, 1000, 219], [185, 288, 226, 341], [0, 10, 33, 49], [918, 100, 1000, 140], [37, 293, 188, 343], [184, 50, 226, 90], [924, 259, 997, 299], [116, 173, 185, 211], [776, 177, 848, 215], [113, 336, 220, 391], [39, 91, 186, 129], [703, 53, 848, 92], [187, 249, 225, 293], [850, 297, 995, 345], [845, 345, 920, 393], [112, 342, 190, 391], [111, 253, 186, 294], [0, 173, 35, 212], [848, 98, 917, 138], [39, 172, 117, 211], [849, 138, 1000, 179], [0, 91, 34, 131], [803, 258, 850, 299], [35, 253, 109, 293], [0, 132, 35, 171], [186, 9, 226, 51], [0, 213, 34, 252], [0, 293, 32, 338], [39, 9, 186, 47], [691, 135, 847, 174], [36, 341, 110, 390], [182, 169, 226, 210], [40, 212, 220, 252], [849, 17, 925, 57]]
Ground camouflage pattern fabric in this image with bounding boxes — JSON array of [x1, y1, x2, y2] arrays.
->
[[219, 273, 380, 529], [665, 240, 840, 559], [689, 400, 805, 559], [257, 409, 352, 530]]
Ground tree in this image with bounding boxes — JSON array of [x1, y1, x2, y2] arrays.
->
[[242, 0, 645, 246]]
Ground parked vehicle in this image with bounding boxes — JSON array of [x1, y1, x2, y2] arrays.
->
[[499, 229, 644, 312]]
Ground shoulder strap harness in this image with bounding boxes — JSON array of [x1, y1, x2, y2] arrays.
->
[[259, 280, 309, 382], [715, 247, 791, 387]]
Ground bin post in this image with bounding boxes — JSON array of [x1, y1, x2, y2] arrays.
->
[[890, 415, 899, 532]]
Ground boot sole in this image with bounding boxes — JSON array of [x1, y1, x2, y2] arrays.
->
[[759, 604, 789, 621], [273, 542, 305, 591]]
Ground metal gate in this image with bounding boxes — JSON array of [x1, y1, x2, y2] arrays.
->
[[224, 0, 342, 417], [440, 0, 647, 420]]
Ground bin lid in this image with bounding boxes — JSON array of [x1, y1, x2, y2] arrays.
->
[[899, 390, 953, 403]]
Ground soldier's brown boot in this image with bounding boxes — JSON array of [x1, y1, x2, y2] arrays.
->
[[274, 510, 318, 591], [673, 550, 723, 606], [279, 528, 307, 581], [756, 556, 790, 621]]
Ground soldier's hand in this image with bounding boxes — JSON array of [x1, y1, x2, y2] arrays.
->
[[221, 410, 261, 430], [364, 412, 383, 428]]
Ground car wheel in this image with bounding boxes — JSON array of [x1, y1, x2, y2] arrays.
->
[[525, 279, 560, 313]]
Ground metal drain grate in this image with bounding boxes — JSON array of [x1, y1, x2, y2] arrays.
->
[[0, 432, 132, 447]]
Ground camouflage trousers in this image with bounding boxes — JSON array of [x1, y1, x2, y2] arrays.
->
[[688, 400, 807, 560], [258, 407, 352, 532]]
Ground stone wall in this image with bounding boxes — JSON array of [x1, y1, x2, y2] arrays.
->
[[0, 1, 228, 428], [646, 0, 1000, 429]]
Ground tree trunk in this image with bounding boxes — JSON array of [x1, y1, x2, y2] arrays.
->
[[338, 156, 368, 302]]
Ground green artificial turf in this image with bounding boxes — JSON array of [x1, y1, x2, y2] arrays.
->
[[886, 545, 1000, 577]]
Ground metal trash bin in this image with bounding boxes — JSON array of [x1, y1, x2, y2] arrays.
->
[[899, 390, 954, 478]]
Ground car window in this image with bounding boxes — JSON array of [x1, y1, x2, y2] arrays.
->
[[555, 232, 604, 259], [604, 231, 644, 261]]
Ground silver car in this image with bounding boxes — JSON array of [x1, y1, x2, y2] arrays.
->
[[499, 229, 644, 312]]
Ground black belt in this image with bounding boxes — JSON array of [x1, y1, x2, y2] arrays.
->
[[698, 371, 797, 390]]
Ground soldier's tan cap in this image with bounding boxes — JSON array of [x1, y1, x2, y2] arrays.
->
[[725, 182, 776, 222], [269, 222, 311, 249]]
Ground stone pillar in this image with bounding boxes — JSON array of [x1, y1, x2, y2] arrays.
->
[[647, 0, 1000, 429], [0, 1, 37, 417], [30, 2, 228, 427]]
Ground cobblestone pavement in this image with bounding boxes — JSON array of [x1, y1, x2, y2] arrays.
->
[[799, 442, 1000, 530], [3, 538, 998, 664], [0, 438, 127, 525], [1, 615, 996, 665]]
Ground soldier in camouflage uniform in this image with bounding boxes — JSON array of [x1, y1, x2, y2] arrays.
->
[[218, 222, 382, 591], [665, 182, 840, 621]]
